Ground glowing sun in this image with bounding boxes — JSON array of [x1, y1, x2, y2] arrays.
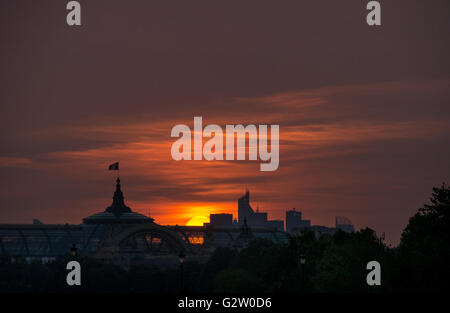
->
[[186, 216, 209, 226]]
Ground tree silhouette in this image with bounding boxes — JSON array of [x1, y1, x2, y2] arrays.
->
[[399, 183, 450, 291]]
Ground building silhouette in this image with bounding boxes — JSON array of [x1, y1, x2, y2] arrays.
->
[[0, 179, 292, 265], [286, 208, 311, 233], [210, 213, 233, 227], [83, 177, 152, 225], [238, 190, 253, 224], [336, 216, 355, 233], [267, 220, 284, 232], [237, 190, 285, 230]]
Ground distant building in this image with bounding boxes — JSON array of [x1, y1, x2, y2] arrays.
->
[[286, 208, 310, 232], [286, 208, 302, 231], [335, 216, 355, 233], [238, 190, 266, 227], [251, 209, 268, 227], [267, 220, 284, 231], [237, 191, 282, 229], [238, 190, 254, 224], [210, 213, 233, 227], [309, 225, 336, 237], [291, 216, 355, 239]]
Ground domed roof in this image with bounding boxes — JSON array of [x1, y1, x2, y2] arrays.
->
[[83, 177, 154, 224]]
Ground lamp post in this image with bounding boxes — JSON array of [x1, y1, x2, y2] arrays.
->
[[179, 251, 185, 292], [299, 254, 306, 293], [70, 244, 78, 261]]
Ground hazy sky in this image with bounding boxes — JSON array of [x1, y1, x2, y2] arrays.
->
[[1, 0, 449, 244]]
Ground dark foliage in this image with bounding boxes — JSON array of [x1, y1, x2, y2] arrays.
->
[[397, 183, 450, 292]]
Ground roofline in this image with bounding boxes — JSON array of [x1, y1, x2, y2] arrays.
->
[[0, 224, 83, 230]]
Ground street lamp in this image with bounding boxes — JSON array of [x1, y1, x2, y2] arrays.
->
[[179, 251, 185, 264], [70, 244, 78, 260], [179, 251, 185, 292], [299, 254, 306, 293], [299, 254, 306, 265]]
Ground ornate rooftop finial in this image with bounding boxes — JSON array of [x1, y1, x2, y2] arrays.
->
[[241, 217, 250, 237], [105, 176, 132, 216], [114, 177, 122, 197]]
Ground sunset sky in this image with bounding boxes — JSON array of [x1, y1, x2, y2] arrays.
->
[[1, 1, 449, 244]]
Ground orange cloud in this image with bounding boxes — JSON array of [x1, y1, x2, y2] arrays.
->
[[2, 79, 449, 244]]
